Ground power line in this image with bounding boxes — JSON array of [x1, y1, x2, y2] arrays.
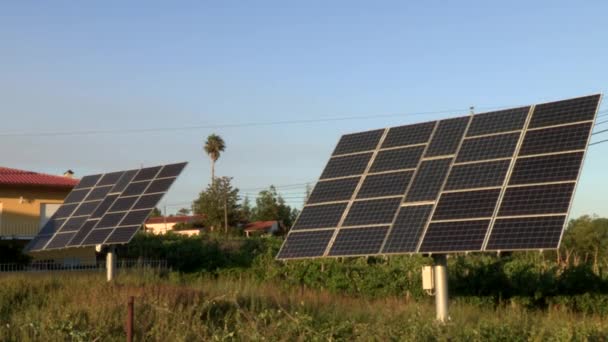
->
[[592, 128, 608, 136], [0, 104, 550, 138]]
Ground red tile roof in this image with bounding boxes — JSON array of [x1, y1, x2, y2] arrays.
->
[[244, 220, 278, 232], [0, 167, 79, 189], [146, 215, 205, 224]]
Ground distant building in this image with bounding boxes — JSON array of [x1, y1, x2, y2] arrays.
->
[[0, 166, 96, 262], [243, 220, 285, 237], [145, 215, 205, 236]]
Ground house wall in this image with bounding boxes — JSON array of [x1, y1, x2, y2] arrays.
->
[[0, 186, 67, 237], [145, 223, 201, 236], [0, 185, 96, 262]]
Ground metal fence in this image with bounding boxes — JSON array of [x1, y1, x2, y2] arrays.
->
[[0, 259, 168, 273]]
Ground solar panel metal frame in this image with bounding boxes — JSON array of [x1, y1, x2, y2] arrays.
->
[[25, 162, 187, 252], [277, 94, 602, 259]]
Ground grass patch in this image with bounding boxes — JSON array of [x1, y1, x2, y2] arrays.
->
[[0, 272, 605, 341]]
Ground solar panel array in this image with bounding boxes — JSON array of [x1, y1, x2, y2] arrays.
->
[[25, 162, 187, 252], [277, 94, 601, 259]]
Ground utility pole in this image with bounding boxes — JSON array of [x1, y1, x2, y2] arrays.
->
[[224, 194, 228, 234]]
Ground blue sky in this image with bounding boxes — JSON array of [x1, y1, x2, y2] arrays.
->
[[1, 1, 607, 217]]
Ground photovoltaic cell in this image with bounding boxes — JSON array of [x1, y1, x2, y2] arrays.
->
[[91, 194, 119, 219], [63, 189, 90, 204], [332, 129, 384, 155], [111, 170, 138, 193], [307, 177, 360, 204], [96, 212, 126, 229], [74, 175, 101, 189], [405, 158, 451, 202], [382, 122, 436, 148], [84, 186, 113, 201], [529, 95, 600, 128], [320, 153, 372, 179], [132, 194, 164, 210], [419, 220, 490, 252], [328, 226, 389, 256], [456, 133, 520, 163], [342, 198, 401, 226], [277, 230, 335, 259], [509, 152, 583, 185], [356, 171, 413, 199], [486, 216, 566, 250], [498, 183, 575, 216], [67, 220, 98, 246], [120, 209, 153, 226], [82, 229, 113, 245], [105, 226, 141, 244], [519, 122, 593, 156], [425, 116, 470, 157], [432, 189, 501, 220], [276, 94, 600, 259], [382, 205, 433, 253], [58, 216, 88, 232], [291, 203, 347, 230], [46, 233, 75, 249], [72, 200, 102, 217], [145, 178, 176, 194], [444, 160, 510, 190], [54, 204, 78, 219], [109, 197, 139, 212], [370, 146, 424, 172], [157, 162, 187, 179], [133, 166, 162, 182], [98, 171, 125, 186], [122, 181, 150, 197], [467, 107, 530, 137]]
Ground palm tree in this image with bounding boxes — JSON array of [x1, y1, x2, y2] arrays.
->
[[204, 134, 226, 183]]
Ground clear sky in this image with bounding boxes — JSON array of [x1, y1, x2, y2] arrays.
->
[[1, 1, 607, 217]]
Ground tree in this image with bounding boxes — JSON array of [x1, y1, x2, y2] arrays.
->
[[239, 196, 253, 222], [177, 208, 191, 216], [204, 134, 226, 183], [561, 215, 608, 273], [150, 207, 162, 218], [252, 186, 297, 228], [193, 176, 240, 233]]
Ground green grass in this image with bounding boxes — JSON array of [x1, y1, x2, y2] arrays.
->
[[0, 271, 606, 341]]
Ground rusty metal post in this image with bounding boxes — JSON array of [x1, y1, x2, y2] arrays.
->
[[127, 296, 134, 342]]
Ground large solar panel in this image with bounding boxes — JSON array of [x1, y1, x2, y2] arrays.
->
[[278, 94, 602, 259], [25, 162, 187, 252]]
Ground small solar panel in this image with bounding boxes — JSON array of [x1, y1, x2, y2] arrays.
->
[[445, 160, 510, 190], [382, 122, 436, 148], [519, 122, 593, 156], [320, 153, 372, 179], [291, 203, 347, 230], [25, 162, 187, 252], [405, 158, 452, 202], [486, 216, 566, 250], [457, 133, 520, 163], [342, 198, 401, 226], [509, 152, 583, 185], [356, 171, 413, 199], [277, 229, 335, 259], [466, 107, 530, 137], [370, 146, 424, 172], [307, 177, 360, 204], [328, 226, 389, 256], [277, 94, 601, 259], [419, 219, 491, 252], [425, 116, 470, 157], [382, 205, 433, 253], [529, 95, 600, 128], [332, 129, 384, 155]]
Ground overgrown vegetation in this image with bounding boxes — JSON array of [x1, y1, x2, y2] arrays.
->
[[0, 272, 606, 341], [4, 215, 605, 339]]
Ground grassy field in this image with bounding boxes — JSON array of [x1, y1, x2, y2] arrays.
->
[[0, 271, 606, 341]]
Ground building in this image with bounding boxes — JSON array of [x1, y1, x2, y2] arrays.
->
[[0, 166, 96, 262], [144, 215, 205, 236], [243, 220, 285, 237]]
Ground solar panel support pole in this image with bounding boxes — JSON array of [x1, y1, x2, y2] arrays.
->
[[433, 254, 449, 323], [106, 246, 116, 282]]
